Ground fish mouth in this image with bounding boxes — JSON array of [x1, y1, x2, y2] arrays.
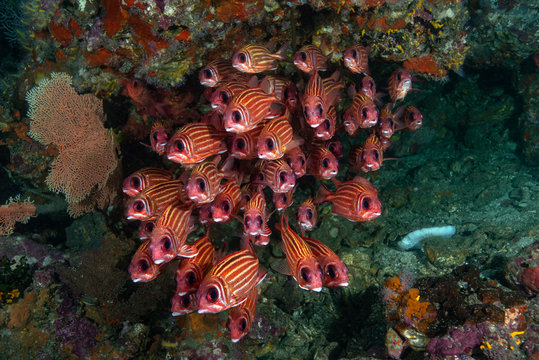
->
[[153, 259, 164, 265]]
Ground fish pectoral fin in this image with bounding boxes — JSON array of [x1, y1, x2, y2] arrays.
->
[[271, 258, 291, 276], [257, 268, 268, 284], [179, 244, 199, 258]]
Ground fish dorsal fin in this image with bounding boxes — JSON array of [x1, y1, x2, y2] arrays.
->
[[271, 258, 291, 276], [179, 244, 199, 258]]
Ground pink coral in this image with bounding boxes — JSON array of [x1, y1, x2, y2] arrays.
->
[[26, 72, 120, 217], [0, 195, 36, 235]]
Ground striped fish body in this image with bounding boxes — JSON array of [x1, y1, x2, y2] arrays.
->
[[150, 122, 169, 155], [231, 44, 286, 73], [256, 113, 294, 160], [293, 44, 329, 74], [128, 239, 166, 282], [223, 88, 280, 133], [125, 179, 186, 221], [229, 125, 263, 159], [171, 293, 197, 316], [149, 203, 198, 264], [277, 215, 323, 292], [296, 197, 317, 232], [123, 167, 173, 197], [388, 68, 412, 103], [313, 105, 337, 140], [349, 133, 383, 173], [343, 44, 370, 75], [185, 159, 224, 204], [284, 146, 306, 178], [240, 183, 263, 211], [261, 76, 294, 103], [255, 159, 296, 193], [210, 82, 250, 111], [243, 192, 271, 236], [166, 123, 228, 165], [343, 94, 378, 134], [302, 71, 328, 128], [315, 176, 382, 222], [211, 179, 242, 223], [175, 229, 215, 296], [199, 59, 247, 87], [377, 104, 395, 139], [272, 188, 295, 211], [226, 286, 258, 342], [303, 237, 349, 288], [321, 71, 344, 107], [306, 146, 338, 180], [196, 244, 260, 313]]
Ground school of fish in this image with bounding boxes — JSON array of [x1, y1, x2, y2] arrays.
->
[[123, 42, 422, 343]]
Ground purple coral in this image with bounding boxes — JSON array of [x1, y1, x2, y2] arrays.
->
[[55, 297, 98, 357], [426, 324, 482, 358]]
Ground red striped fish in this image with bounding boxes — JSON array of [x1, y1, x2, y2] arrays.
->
[[377, 104, 396, 139], [211, 179, 242, 223], [226, 286, 258, 342], [388, 68, 413, 103], [395, 106, 422, 131], [201, 108, 225, 131], [175, 228, 215, 295], [359, 75, 378, 102], [301, 71, 328, 128], [349, 133, 384, 172], [199, 59, 247, 87], [171, 293, 196, 316], [296, 197, 317, 232], [138, 220, 155, 240], [315, 176, 381, 222], [253, 159, 296, 193], [240, 183, 263, 210], [272, 188, 295, 211], [149, 203, 197, 264], [223, 87, 281, 133], [231, 43, 287, 73], [128, 239, 166, 282], [342, 93, 378, 135], [243, 192, 271, 237], [313, 105, 337, 140], [210, 82, 250, 111], [166, 123, 228, 165], [325, 137, 344, 159], [229, 126, 263, 159], [150, 122, 169, 155], [125, 179, 187, 220], [306, 146, 338, 180], [123, 167, 173, 197], [274, 215, 323, 292], [303, 237, 349, 288], [185, 158, 224, 204], [343, 44, 370, 75], [196, 243, 264, 313], [284, 146, 306, 178], [293, 44, 330, 74], [256, 111, 296, 160]]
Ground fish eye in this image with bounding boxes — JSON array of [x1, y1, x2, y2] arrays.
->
[[243, 194, 251, 203], [220, 92, 229, 102], [300, 267, 312, 283], [132, 80, 139, 88], [187, 271, 196, 285], [389, 119, 394, 127], [322, 158, 329, 169], [138, 259, 149, 272], [198, 179, 206, 192], [344, 121, 351, 127], [175, 140, 185, 152], [235, 138, 245, 150], [362, 198, 370, 210], [239, 53, 246, 63], [409, 112, 415, 121], [232, 111, 242, 123], [362, 108, 368, 118], [152, 132, 158, 141], [307, 209, 313, 219], [323, 120, 330, 130], [206, 286, 219, 303], [352, 49, 357, 58], [245, 216, 251, 227], [281, 194, 287, 203], [279, 171, 286, 183], [374, 151, 379, 160], [300, 157, 305, 166], [258, 173, 264, 181], [134, 200, 144, 212], [223, 201, 231, 213], [204, 69, 212, 79], [300, 52, 307, 61], [317, 105, 323, 117], [303, 108, 309, 119], [226, 319, 231, 331], [162, 237, 172, 251], [256, 216, 263, 228], [266, 138, 274, 150], [182, 295, 191, 307], [131, 176, 141, 188], [240, 318, 247, 331], [397, 72, 402, 82], [328, 144, 336, 153], [144, 222, 154, 232], [327, 265, 337, 279]]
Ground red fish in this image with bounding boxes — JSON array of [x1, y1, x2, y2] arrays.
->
[[199, 59, 246, 87], [296, 197, 317, 232], [171, 293, 196, 316], [395, 106, 423, 131], [223, 87, 281, 133], [256, 111, 298, 160], [315, 176, 382, 222], [196, 243, 265, 313], [125, 179, 187, 220], [272, 188, 295, 211], [306, 146, 339, 180], [313, 106, 337, 140], [343, 44, 370, 75], [303, 237, 349, 288], [201, 108, 225, 131], [325, 137, 344, 159], [226, 286, 258, 342], [349, 133, 384, 172], [284, 146, 306, 178], [150, 122, 170, 155], [253, 159, 296, 193], [149, 203, 197, 264], [175, 229, 215, 295], [243, 192, 271, 237], [166, 123, 228, 165], [239, 183, 261, 210], [128, 239, 166, 282], [248, 233, 271, 247], [185, 158, 224, 204], [377, 104, 396, 139], [138, 220, 155, 240], [211, 179, 242, 223], [122, 167, 173, 197], [231, 43, 287, 73], [274, 215, 323, 292], [358, 76, 383, 105], [229, 126, 263, 159], [125, 79, 169, 118], [210, 82, 250, 111], [302, 71, 341, 128], [197, 203, 214, 225], [388, 68, 413, 103], [342, 93, 378, 135], [293, 44, 330, 73]]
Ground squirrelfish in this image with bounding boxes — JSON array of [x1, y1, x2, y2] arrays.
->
[[274, 215, 323, 292], [223, 87, 281, 133], [196, 243, 265, 313], [315, 176, 381, 222], [125, 179, 187, 220], [293, 44, 330, 74], [377, 104, 395, 139], [226, 286, 258, 342], [231, 43, 287, 73], [303, 237, 349, 288], [150, 122, 170, 155], [253, 159, 296, 193], [349, 133, 384, 173], [388, 68, 412, 103], [296, 197, 317, 232], [343, 44, 370, 75], [396, 106, 422, 131], [284, 146, 306, 178], [229, 126, 263, 159], [138, 220, 155, 240], [128, 240, 166, 282], [342, 93, 378, 135], [243, 192, 271, 237], [123, 167, 173, 197], [149, 203, 197, 264], [272, 188, 295, 211], [302, 71, 341, 128], [211, 179, 242, 223], [313, 106, 336, 140], [210, 82, 250, 111], [166, 123, 227, 165], [199, 59, 246, 87], [256, 111, 297, 160], [171, 293, 197, 316], [185, 158, 224, 204], [248, 233, 271, 247], [175, 229, 215, 295], [306, 146, 339, 180]]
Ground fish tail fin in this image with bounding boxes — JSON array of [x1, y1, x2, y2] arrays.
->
[[274, 42, 289, 60], [314, 184, 332, 204]]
